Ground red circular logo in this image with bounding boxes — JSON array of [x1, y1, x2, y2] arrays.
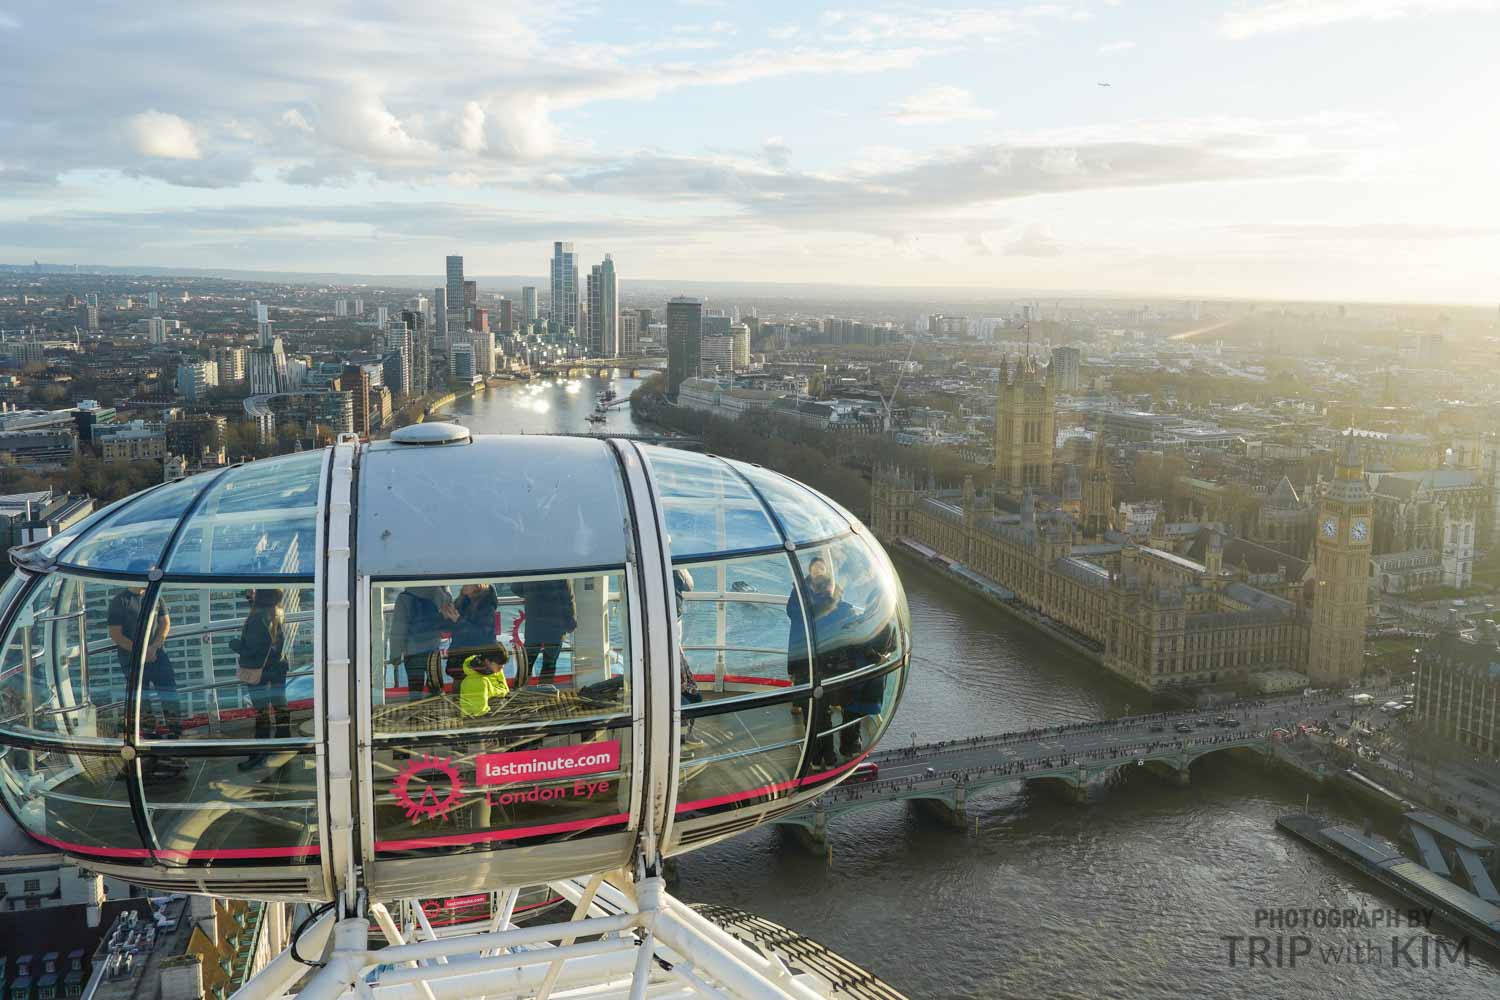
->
[[393, 754, 464, 821]]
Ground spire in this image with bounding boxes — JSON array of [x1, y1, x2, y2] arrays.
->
[[1336, 435, 1364, 480], [1267, 475, 1300, 509]]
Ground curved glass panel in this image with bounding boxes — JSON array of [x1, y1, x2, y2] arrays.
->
[[370, 722, 632, 854], [371, 571, 630, 737], [725, 460, 851, 545], [143, 750, 320, 865], [810, 665, 903, 771], [139, 584, 316, 743], [795, 534, 904, 683], [0, 745, 144, 856], [641, 449, 779, 558], [676, 697, 810, 819], [59, 477, 213, 572], [32, 495, 134, 563], [676, 552, 809, 698], [0, 573, 134, 741], [802, 483, 864, 534], [164, 451, 324, 576]]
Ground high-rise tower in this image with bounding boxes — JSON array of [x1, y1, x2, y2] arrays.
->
[[550, 242, 579, 338], [445, 256, 465, 346], [1309, 438, 1372, 684], [587, 255, 619, 358], [666, 297, 703, 399], [994, 355, 1056, 497]]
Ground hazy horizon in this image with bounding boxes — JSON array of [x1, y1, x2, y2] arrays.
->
[[5, 1, 1499, 304]]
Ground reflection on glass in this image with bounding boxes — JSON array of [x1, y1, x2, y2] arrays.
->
[[143, 751, 320, 864], [371, 572, 630, 736], [643, 449, 779, 558], [796, 535, 902, 682], [675, 553, 808, 698], [33, 495, 134, 563], [0, 574, 132, 741], [676, 697, 810, 818], [370, 724, 631, 853], [164, 451, 324, 576], [726, 460, 851, 544], [0, 745, 142, 854], [57, 477, 212, 571], [143, 585, 315, 743], [811, 666, 902, 771]]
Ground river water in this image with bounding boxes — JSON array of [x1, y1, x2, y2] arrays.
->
[[443, 376, 1499, 998]]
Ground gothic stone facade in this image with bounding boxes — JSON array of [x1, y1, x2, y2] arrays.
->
[[871, 472, 1308, 692]]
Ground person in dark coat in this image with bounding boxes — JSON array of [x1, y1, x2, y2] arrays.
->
[[798, 562, 893, 767], [388, 586, 457, 701], [446, 584, 500, 688], [237, 589, 291, 770], [452, 583, 499, 649], [786, 556, 831, 692], [508, 579, 577, 686]]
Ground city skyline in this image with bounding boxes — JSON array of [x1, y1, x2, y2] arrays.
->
[[2, 2, 1498, 304]]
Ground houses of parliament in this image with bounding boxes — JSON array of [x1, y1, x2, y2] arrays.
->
[[870, 355, 1373, 692]]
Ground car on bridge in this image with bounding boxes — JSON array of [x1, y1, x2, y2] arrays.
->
[[1175, 723, 1193, 733], [848, 762, 880, 784]]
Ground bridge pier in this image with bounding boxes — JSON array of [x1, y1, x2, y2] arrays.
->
[[915, 786, 968, 829], [1141, 759, 1191, 788], [782, 809, 828, 852]]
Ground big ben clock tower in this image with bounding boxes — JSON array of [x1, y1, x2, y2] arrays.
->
[[1309, 438, 1372, 684]]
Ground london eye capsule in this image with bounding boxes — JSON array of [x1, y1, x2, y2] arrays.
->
[[0, 429, 910, 902]]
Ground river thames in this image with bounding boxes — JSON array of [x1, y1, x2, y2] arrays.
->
[[443, 375, 1498, 998]]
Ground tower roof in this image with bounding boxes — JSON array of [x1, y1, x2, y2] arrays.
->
[[1265, 476, 1302, 509]]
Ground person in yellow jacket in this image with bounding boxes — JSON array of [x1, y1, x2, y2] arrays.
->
[[457, 648, 511, 717]]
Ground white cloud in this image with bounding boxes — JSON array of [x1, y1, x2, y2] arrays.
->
[[457, 101, 488, 153], [280, 109, 313, 133], [0, 11, 19, 30], [763, 136, 791, 168], [821, 7, 1023, 43], [887, 86, 995, 125], [553, 122, 1342, 234], [125, 110, 202, 160], [0, 5, 934, 191], [1005, 224, 1063, 256], [1098, 39, 1136, 52], [1221, 0, 1498, 40]]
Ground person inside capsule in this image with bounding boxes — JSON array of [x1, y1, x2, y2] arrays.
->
[[369, 570, 632, 850], [108, 559, 178, 738]]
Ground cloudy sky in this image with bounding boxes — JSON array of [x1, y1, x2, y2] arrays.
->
[[3, 1, 1498, 302]]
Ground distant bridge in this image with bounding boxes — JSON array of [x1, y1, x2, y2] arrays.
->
[[534, 357, 666, 377], [519, 431, 703, 448], [774, 697, 1339, 846]]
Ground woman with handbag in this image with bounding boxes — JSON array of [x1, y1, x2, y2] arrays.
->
[[236, 588, 291, 771]]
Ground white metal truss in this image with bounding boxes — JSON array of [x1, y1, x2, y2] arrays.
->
[[228, 871, 837, 1000]]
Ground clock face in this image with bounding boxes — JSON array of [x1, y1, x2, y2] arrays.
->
[[1321, 516, 1339, 540], [1351, 518, 1369, 543]]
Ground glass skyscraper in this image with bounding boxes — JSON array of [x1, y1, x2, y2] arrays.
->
[[550, 241, 578, 338]]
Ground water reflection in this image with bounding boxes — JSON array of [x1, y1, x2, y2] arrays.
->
[[440, 374, 648, 437]]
